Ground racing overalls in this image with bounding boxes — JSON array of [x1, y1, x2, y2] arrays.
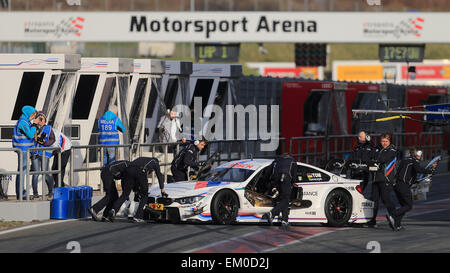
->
[[92, 160, 130, 217], [348, 141, 375, 192], [170, 143, 200, 182], [269, 155, 298, 223], [393, 156, 433, 227], [112, 157, 164, 220], [369, 144, 398, 225]]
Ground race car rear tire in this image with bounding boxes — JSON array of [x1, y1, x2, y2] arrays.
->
[[211, 190, 239, 225], [324, 189, 352, 227]]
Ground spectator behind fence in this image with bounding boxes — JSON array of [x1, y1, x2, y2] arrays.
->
[[157, 109, 186, 154], [33, 113, 72, 190], [12, 106, 39, 200], [31, 113, 54, 200], [98, 105, 125, 166]]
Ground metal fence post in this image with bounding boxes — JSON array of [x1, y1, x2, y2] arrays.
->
[[58, 150, 61, 188], [70, 148, 74, 187], [26, 150, 30, 201]]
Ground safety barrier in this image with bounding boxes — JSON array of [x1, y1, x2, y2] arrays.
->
[[1, 132, 445, 201], [289, 132, 446, 167], [25, 147, 62, 201], [0, 147, 61, 202], [69, 144, 132, 189], [0, 148, 23, 200]]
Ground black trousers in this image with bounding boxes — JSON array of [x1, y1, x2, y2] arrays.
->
[[92, 168, 119, 216], [370, 181, 396, 224], [52, 150, 70, 188], [393, 180, 413, 224], [112, 166, 148, 219], [171, 165, 187, 182], [270, 181, 293, 222]]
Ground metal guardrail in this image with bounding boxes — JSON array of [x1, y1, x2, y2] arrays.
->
[[26, 147, 62, 201], [1, 132, 445, 201], [0, 148, 22, 200], [289, 132, 446, 166]]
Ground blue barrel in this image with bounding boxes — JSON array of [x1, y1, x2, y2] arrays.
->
[[80, 186, 93, 218], [73, 186, 82, 219], [50, 187, 74, 219]]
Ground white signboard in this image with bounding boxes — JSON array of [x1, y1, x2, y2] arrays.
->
[[0, 12, 449, 43]]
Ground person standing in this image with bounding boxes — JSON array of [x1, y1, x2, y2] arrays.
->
[[392, 148, 437, 230], [170, 139, 206, 182], [32, 120, 55, 200], [369, 133, 398, 230], [348, 130, 375, 192], [263, 153, 298, 231], [98, 105, 125, 166], [12, 106, 39, 200]]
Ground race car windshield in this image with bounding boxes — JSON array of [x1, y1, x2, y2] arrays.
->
[[197, 167, 255, 182]]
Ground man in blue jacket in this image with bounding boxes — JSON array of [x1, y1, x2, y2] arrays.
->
[[12, 105, 39, 200], [98, 106, 125, 166]]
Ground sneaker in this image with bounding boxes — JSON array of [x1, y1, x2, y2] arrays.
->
[[386, 214, 396, 231], [281, 221, 290, 231], [46, 194, 53, 201], [262, 212, 273, 225], [396, 225, 405, 231], [132, 217, 145, 223], [101, 216, 110, 222], [33, 195, 40, 200], [88, 207, 100, 222], [108, 209, 116, 222]]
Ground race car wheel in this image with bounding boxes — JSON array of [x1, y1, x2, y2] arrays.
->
[[211, 190, 239, 225], [324, 189, 352, 227]]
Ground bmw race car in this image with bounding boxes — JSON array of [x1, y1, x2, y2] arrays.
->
[[146, 159, 374, 227]]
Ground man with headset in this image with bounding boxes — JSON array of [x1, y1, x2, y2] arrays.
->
[[170, 138, 207, 182], [347, 130, 375, 192]]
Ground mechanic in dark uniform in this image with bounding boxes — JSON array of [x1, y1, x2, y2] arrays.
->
[[88, 160, 130, 222], [170, 138, 207, 182], [263, 153, 298, 231], [368, 133, 398, 230], [393, 148, 437, 230], [348, 130, 375, 192], [108, 157, 167, 222]]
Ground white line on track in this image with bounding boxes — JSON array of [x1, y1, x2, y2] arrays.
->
[[0, 219, 78, 236]]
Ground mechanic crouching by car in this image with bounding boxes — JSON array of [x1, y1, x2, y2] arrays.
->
[[348, 130, 375, 192], [170, 138, 207, 182], [392, 148, 437, 231], [368, 133, 398, 230], [108, 157, 167, 223], [89, 160, 130, 222], [263, 153, 298, 231]]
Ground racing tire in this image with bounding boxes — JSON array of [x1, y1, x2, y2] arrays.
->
[[211, 190, 239, 225], [324, 189, 352, 227]]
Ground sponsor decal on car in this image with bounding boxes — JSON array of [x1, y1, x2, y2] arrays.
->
[[303, 191, 318, 196]]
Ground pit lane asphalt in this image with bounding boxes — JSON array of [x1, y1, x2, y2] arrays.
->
[[0, 173, 449, 253]]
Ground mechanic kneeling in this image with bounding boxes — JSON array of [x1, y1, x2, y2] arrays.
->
[[109, 157, 167, 223], [170, 138, 207, 182], [263, 153, 298, 231], [393, 148, 437, 230], [89, 160, 130, 222]]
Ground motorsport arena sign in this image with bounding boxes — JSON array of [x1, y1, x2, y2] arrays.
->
[[0, 12, 449, 43]]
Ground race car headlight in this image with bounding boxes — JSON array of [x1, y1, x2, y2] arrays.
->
[[174, 195, 205, 205]]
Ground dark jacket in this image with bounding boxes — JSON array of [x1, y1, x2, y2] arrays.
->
[[396, 156, 432, 186], [171, 143, 200, 172], [373, 144, 399, 184], [105, 160, 130, 179], [348, 141, 375, 175], [270, 155, 298, 183]]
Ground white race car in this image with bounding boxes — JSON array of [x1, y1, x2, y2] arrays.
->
[[146, 159, 374, 227]]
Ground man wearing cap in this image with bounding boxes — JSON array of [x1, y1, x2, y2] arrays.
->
[[98, 105, 125, 166], [393, 148, 437, 230], [12, 106, 39, 200]]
